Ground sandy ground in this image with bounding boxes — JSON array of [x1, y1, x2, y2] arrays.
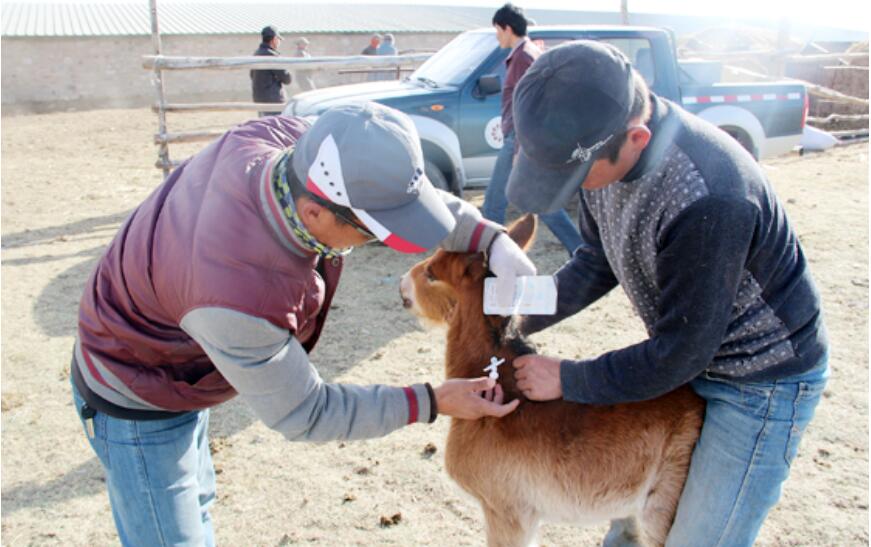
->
[[1, 108, 868, 546]]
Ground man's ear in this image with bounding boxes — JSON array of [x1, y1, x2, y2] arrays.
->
[[629, 125, 652, 152], [296, 197, 328, 230], [505, 214, 537, 252]]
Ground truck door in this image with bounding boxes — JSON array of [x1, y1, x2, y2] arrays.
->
[[457, 36, 577, 186], [457, 48, 509, 186]]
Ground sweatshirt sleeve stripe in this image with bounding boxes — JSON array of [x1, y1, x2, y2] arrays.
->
[[403, 386, 419, 424], [469, 222, 486, 252]]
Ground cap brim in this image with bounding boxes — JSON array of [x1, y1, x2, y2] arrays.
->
[[352, 179, 455, 254], [506, 146, 595, 214]]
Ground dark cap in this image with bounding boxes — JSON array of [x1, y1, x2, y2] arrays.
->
[[507, 40, 637, 213], [261, 25, 282, 41], [292, 103, 455, 253]]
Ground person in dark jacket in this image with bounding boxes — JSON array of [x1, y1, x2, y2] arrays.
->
[[71, 102, 531, 546], [508, 41, 828, 547], [361, 33, 381, 55], [250, 25, 292, 116], [362, 33, 384, 81]]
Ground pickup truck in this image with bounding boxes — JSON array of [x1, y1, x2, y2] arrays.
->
[[283, 26, 808, 195]]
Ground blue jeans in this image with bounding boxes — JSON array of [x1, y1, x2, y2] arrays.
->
[[72, 382, 216, 547], [481, 131, 583, 255], [605, 357, 828, 547]]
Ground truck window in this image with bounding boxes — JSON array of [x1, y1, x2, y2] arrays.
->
[[410, 32, 498, 86], [599, 38, 656, 87], [535, 38, 573, 51], [531, 37, 656, 87]]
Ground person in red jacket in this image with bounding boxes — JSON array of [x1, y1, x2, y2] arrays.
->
[[72, 102, 530, 546], [480, 3, 583, 256]]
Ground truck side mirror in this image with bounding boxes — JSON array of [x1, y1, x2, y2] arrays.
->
[[474, 74, 502, 98]]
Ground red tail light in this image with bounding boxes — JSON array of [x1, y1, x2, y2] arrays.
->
[[801, 89, 809, 128]]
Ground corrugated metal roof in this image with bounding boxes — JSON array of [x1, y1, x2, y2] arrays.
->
[[3, 3, 866, 41], [0, 3, 537, 37]]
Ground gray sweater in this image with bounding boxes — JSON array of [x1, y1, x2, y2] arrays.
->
[[522, 95, 827, 405], [180, 190, 502, 441]]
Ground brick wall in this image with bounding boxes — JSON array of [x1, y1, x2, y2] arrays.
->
[[0, 32, 457, 114]]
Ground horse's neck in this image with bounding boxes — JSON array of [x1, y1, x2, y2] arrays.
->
[[444, 285, 502, 378], [443, 286, 529, 403]]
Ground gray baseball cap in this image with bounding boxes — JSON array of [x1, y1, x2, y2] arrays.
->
[[292, 102, 455, 253], [507, 40, 638, 213]]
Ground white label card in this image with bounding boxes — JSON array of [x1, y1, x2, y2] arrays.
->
[[483, 275, 557, 316]]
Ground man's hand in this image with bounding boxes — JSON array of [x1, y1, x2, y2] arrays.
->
[[435, 377, 520, 420], [513, 355, 563, 401], [489, 233, 537, 278], [488, 234, 537, 310]]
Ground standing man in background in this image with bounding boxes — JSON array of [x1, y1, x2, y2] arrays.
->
[[363, 33, 384, 81], [361, 33, 382, 55], [377, 33, 397, 55], [373, 34, 398, 81], [294, 37, 317, 92], [481, 3, 583, 256], [251, 25, 292, 116]]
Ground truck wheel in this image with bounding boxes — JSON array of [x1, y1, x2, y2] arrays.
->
[[721, 126, 757, 160], [424, 160, 451, 193]]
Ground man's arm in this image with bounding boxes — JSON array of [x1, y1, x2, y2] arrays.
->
[[275, 69, 292, 85], [520, 194, 618, 335], [181, 308, 431, 441], [436, 189, 505, 253], [558, 196, 758, 404]]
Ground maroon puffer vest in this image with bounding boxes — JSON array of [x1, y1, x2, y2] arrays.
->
[[77, 116, 341, 411]]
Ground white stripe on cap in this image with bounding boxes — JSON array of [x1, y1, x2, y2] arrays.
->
[[307, 134, 351, 207], [353, 206, 426, 253], [352, 208, 391, 240]]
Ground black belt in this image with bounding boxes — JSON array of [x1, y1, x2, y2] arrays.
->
[[71, 353, 189, 421]]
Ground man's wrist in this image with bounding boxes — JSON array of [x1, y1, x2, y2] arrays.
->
[[424, 382, 438, 423]]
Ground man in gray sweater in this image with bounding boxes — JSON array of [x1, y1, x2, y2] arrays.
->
[[509, 41, 828, 547]]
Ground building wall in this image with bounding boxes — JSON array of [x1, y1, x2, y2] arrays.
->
[[0, 32, 458, 113]]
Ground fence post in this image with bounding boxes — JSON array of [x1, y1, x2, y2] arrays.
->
[[149, 0, 170, 178]]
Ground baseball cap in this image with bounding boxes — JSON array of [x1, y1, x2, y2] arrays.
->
[[261, 25, 282, 41], [292, 102, 456, 253], [507, 40, 638, 213]]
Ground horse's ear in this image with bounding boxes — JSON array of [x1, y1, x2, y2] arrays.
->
[[506, 214, 537, 252]]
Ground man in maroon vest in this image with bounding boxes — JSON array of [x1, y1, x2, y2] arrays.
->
[[72, 102, 531, 545]]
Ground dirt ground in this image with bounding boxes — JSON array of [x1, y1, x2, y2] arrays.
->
[[1, 108, 868, 546]]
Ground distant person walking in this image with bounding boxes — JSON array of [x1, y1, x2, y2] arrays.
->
[[250, 25, 292, 116], [371, 33, 398, 81], [294, 37, 316, 92], [376, 33, 397, 55], [361, 33, 381, 55], [481, 3, 583, 256], [362, 33, 384, 81]]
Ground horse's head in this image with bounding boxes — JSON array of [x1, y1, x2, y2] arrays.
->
[[399, 214, 537, 326]]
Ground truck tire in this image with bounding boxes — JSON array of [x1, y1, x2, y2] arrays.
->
[[424, 160, 451, 193], [721, 125, 757, 159]]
